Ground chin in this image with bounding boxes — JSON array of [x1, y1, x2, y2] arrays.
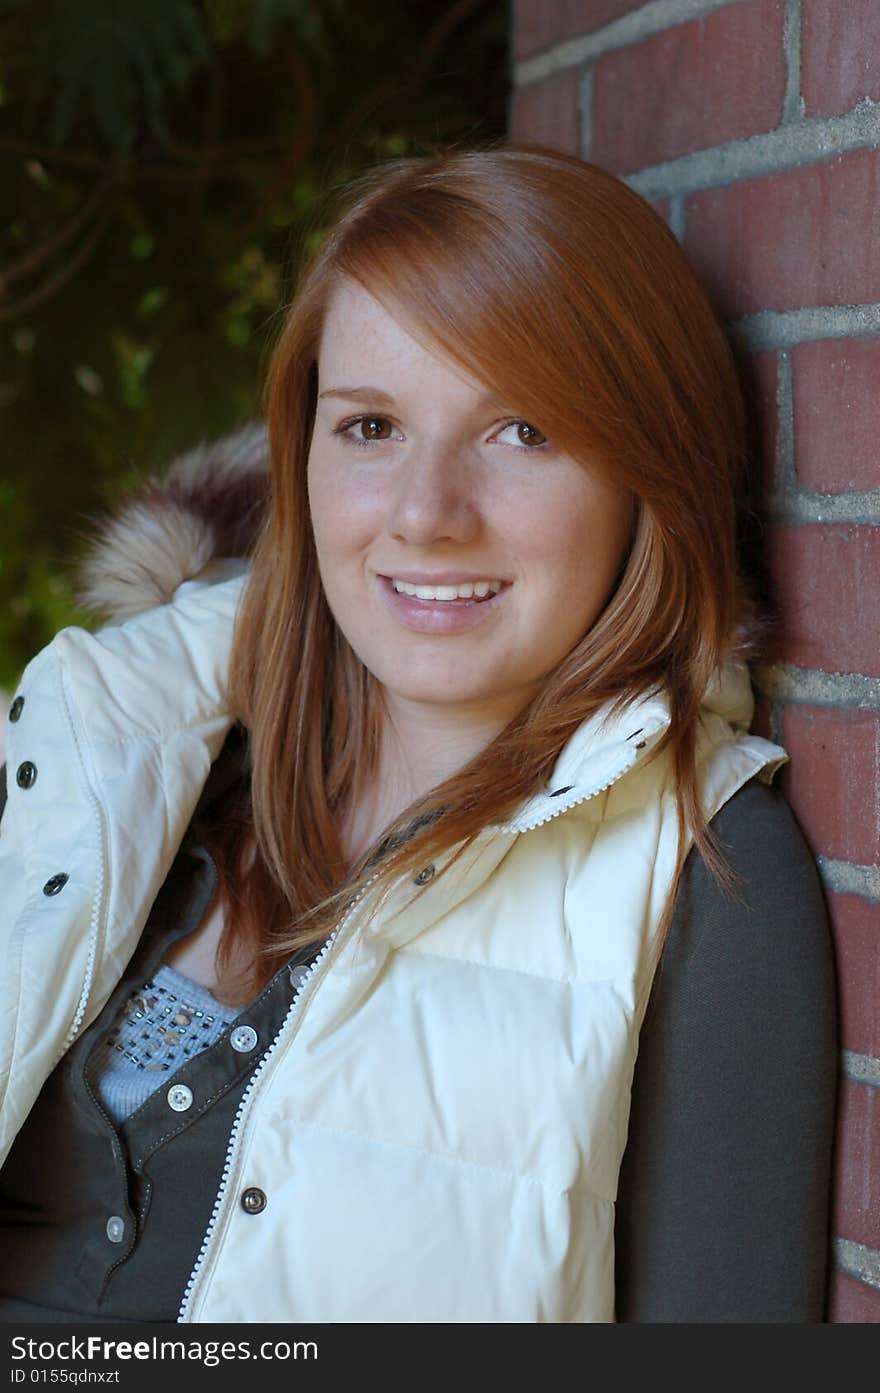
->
[[377, 666, 500, 708], [386, 681, 492, 706]]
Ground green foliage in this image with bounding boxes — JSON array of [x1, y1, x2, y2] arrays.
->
[[14, 0, 212, 155], [0, 0, 509, 692], [247, 0, 350, 59]]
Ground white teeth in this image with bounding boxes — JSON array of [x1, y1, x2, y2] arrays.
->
[[391, 578, 503, 601]]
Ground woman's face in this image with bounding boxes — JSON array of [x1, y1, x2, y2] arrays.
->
[[307, 279, 633, 728]]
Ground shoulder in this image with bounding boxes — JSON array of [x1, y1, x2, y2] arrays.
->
[[658, 775, 835, 1008], [707, 773, 819, 888], [637, 768, 839, 1115]]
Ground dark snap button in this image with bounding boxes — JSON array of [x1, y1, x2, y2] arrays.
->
[[240, 1187, 267, 1215], [635, 741, 647, 750], [43, 873, 69, 896], [16, 761, 37, 789], [549, 785, 573, 798], [413, 864, 435, 886], [9, 696, 24, 722]]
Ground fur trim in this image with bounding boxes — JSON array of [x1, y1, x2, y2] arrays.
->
[[75, 422, 270, 625]]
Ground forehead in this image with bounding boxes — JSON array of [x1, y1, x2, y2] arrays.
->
[[319, 280, 412, 363], [317, 279, 488, 401]]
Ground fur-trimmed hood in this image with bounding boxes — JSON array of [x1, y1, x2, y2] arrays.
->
[[76, 422, 271, 626]]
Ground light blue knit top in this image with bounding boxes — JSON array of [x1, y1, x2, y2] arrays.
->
[[88, 965, 238, 1124]]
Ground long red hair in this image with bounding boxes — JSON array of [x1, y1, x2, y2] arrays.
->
[[204, 140, 760, 1004]]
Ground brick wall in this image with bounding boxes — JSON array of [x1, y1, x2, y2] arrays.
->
[[511, 0, 880, 1323]]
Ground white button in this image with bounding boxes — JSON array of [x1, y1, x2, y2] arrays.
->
[[167, 1083, 194, 1112], [106, 1215, 125, 1243], [230, 1025, 258, 1053]]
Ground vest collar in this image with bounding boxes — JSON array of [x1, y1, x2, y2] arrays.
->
[[497, 652, 756, 834]]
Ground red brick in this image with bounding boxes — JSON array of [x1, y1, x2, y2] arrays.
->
[[792, 338, 880, 494], [802, 0, 880, 117], [591, 0, 785, 174], [833, 1079, 880, 1251], [780, 706, 879, 864], [509, 67, 582, 154], [829, 1270, 880, 1323], [764, 525, 880, 678], [685, 149, 880, 318], [514, 1, 637, 62], [827, 893, 880, 1058]]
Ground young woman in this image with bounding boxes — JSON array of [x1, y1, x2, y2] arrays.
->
[[0, 143, 837, 1323]]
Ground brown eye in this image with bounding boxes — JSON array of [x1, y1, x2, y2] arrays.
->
[[494, 419, 550, 453], [360, 416, 392, 440], [516, 422, 547, 447]]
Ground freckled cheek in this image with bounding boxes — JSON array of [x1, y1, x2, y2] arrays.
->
[[517, 497, 630, 610], [308, 465, 387, 564]]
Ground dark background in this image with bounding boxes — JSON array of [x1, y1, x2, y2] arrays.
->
[[0, 0, 510, 690]]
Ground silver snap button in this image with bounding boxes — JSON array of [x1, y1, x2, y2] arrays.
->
[[230, 1025, 258, 1053], [240, 1186, 267, 1215], [9, 696, 24, 722], [106, 1215, 125, 1244], [413, 863, 435, 886], [167, 1083, 193, 1112]]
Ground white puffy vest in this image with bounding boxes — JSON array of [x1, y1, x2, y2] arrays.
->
[[0, 564, 786, 1322]]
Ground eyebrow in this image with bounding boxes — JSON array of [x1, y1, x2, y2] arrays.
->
[[317, 385, 506, 408], [317, 386, 396, 405]]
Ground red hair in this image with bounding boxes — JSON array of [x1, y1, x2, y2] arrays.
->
[[204, 140, 760, 1004]]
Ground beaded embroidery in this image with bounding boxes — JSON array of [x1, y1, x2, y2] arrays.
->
[[87, 965, 240, 1125], [105, 972, 234, 1071]]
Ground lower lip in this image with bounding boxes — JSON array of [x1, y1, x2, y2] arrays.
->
[[376, 576, 509, 634]]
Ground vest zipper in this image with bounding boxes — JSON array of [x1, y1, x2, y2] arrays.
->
[[492, 740, 648, 836], [177, 865, 385, 1322]]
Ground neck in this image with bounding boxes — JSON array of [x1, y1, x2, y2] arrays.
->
[[339, 688, 529, 870]]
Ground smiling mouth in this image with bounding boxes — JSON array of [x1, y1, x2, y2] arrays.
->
[[388, 578, 504, 603]]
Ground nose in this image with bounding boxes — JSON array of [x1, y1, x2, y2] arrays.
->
[[387, 445, 481, 546]]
